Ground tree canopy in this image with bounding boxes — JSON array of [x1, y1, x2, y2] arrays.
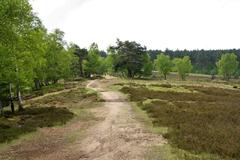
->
[[110, 39, 147, 78], [83, 43, 102, 77], [173, 56, 193, 80], [217, 53, 239, 80], [0, 0, 80, 111], [154, 54, 173, 80]]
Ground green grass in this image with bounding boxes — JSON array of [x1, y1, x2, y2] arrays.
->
[[119, 82, 240, 160]]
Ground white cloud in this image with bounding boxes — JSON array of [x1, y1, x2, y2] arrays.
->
[[30, 0, 240, 50]]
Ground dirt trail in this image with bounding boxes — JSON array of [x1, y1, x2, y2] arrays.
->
[[0, 79, 165, 160], [76, 79, 166, 160]]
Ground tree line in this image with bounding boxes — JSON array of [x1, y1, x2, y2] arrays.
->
[[148, 49, 240, 75], [108, 39, 239, 81]]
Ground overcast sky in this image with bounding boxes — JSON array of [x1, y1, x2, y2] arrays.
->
[[30, 0, 240, 50]]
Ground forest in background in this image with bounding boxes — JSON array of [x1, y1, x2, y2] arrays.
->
[[149, 49, 240, 74]]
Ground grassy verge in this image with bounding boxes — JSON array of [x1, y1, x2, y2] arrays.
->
[[116, 80, 240, 160]]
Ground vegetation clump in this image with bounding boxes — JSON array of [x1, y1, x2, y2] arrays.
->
[[154, 54, 173, 80]]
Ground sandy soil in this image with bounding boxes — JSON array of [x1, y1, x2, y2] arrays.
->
[[0, 79, 166, 160], [72, 79, 166, 160]]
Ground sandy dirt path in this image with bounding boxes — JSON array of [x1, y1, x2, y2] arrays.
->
[[74, 79, 166, 160], [0, 79, 165, 160]]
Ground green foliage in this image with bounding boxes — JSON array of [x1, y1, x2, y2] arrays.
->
[[104, 54, 114, 74], [149, 49, 240, 75], [83, 43, 102, 76], [98, 56, 108, 75], [0, 0, 44, 110], [216, 53, 239, 80], [0, 1, 82, 111], [0, 0, 35, 86], [69, 43, 88, 77], [110, 39, 147, 78], [142, 53, 153, 77], [155, 54, 173, 79], [45, 29, 65, 82], [173, 56, 193, 80]]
